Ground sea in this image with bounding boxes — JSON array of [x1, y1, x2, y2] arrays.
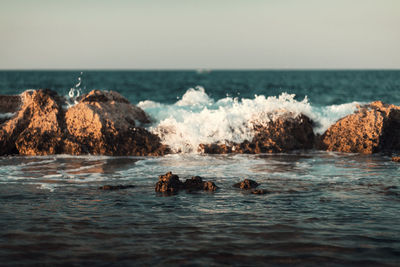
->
[[0, 70, 399, 266]]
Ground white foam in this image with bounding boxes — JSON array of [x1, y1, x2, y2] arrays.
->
[[0, 112, 15, 119], [139, 87, 341, 153]]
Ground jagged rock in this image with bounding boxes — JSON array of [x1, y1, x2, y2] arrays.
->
[[64, 90, 168, 156], [233, 179, 260, 189], [155, 172, 183, 193], [99, 185, 135, 190], [199, 113, 315, 154], [0, 89, 169, 156], [155, 172, 218, 193], [321, 101, 400, 153], [0, 89, 64, 155], [392, 157, 400, 162]]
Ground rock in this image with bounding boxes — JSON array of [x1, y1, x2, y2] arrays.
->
[[64, 90, 168, 156], [183, 176, 218, 192], [321, 101, 400, 153], [183, 176, 205, 191], [99, 185, 135, 190], [202, 181, 218, 191], [392, 157, 400, 162], [233, 179, 260, 189], [251, 189, 268, 195], [0, 89, 65, 155], [155, 172, 218, 193], [199, 113, 315, 154], [155, 172, 183, 193], [0, 89, 170, 156]]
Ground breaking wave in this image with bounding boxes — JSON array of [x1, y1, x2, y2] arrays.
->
[[138, 86, 359, 153]]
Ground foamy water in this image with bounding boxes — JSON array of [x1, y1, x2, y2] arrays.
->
[[138, 87, 359, 153]]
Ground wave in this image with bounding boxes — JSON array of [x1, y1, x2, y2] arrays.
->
[[138, 86, 359, 153]]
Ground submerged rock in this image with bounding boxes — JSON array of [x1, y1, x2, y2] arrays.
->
[[0, 89, 169, 156], [320, 101, 400, 153], [183, 176, 218, 192], [99, 185, 135, 190], [199, 113, 315, 154], [233, 179, 260, 189], [155, 172, 218, 193], [251, 189, 268, 195]]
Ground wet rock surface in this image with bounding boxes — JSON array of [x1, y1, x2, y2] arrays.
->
[[392, 157, 400, 162], [320, 101, 400, 154], [99, 185, 135, 190], [251, 189, 268, 195], [0, 89, 169, 156], [233, 179, 260, 189], [199, 113, 315, 154], [155, 172, 218, 194]]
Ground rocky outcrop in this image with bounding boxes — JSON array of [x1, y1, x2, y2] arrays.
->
[[0, 89, 169, 156], [320, 101, 400, 154], [63, 90, 168, 156], [199, 113, 315, 154], [233, 179, 259, 189], [0, 89, 64, 155], [155, 172, 218, 193]]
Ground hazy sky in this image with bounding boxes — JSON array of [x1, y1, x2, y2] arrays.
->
[[1, 0, 399, 69]]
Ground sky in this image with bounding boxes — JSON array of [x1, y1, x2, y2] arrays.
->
[[0, 0, 399, 69]]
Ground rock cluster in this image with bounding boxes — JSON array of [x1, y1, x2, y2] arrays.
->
[[199, 113, 315, 154], [155, 172, 218, 193], [1, 89, 400, 156], [0, 89, 169, 156]]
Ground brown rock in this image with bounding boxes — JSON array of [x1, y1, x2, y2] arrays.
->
[[203, 181, 218, 191], [392, 157, 400, 162], [233, 179, 260, 189], [63, 90, 169, 156], [251, 189, 268, 195], [155, 172, 183, 193], [0, 89, 64, 155], [0, 89, 169, 156], [199, 113, 315, 154], [155, 172, 218, 193], [321, 101, 400, 153], [99, 185, 135, 190]]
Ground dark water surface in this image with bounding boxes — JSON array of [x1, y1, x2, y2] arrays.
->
[[0, 153, 399, 266]]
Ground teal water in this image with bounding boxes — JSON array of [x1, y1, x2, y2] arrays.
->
[[0, 71, 400, 266]]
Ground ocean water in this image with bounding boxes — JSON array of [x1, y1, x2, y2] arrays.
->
[[0, 70, 400, 266]]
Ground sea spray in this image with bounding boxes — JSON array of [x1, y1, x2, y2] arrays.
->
[[138, 87, 359, 153], [66, 72, 85, 107]]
